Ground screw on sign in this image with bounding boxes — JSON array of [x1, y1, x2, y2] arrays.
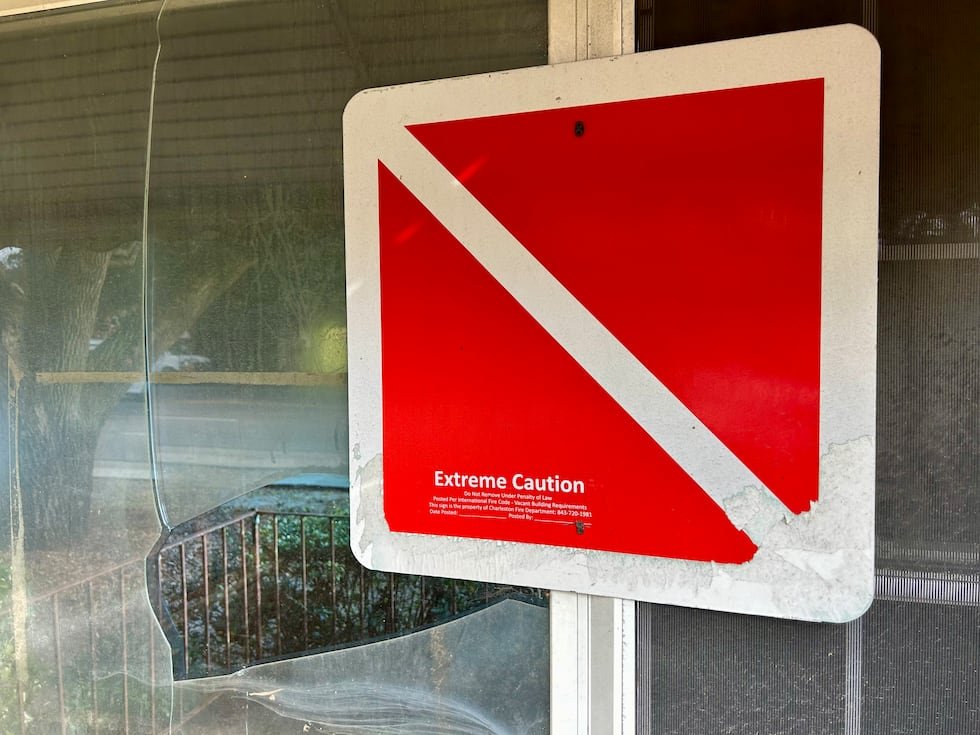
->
[[344, 25, 880, 622]]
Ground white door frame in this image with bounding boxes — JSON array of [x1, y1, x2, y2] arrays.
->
[[547, 3, 636, 733]]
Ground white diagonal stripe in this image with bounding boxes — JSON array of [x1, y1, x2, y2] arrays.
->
[[381, 127, 786, 538]]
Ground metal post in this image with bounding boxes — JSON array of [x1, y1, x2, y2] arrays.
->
[[202, 535, 211, 674], [329, 517, 337, 641], [89, 581, 100, 734], [359, 566, 366, 636], [387, 574, 396, 632], [179, 544, 190, 676], [548, 2, 637, 733], [149, 607, 156, 734], [52, 594, 67, 735], [240, 518, 250, 663], [273, 515, 282, 655], [253, 514, 263, 661], [301, 517, 309, 647], [120, 568, 130, 735], [222, 527, 231, 671]]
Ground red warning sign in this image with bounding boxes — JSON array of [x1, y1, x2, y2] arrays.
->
[[380, 79, 822, 563], [345, 26, 879, 621]]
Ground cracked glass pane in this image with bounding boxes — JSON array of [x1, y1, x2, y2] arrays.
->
[[0, 4, 169, 732], [1, 1, 548, 732], [172, 599, 548, 733], [145, 0, 548, 525]]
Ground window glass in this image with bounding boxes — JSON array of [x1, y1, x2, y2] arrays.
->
[[0, 1, 549, 732], [146, 0, 547, 525], [0, 6, 170, 732]]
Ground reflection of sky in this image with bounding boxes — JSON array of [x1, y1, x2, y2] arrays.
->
[[0, 245, 22, 270]]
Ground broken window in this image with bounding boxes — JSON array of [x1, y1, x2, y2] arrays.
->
[[0, 1, 550, 732]]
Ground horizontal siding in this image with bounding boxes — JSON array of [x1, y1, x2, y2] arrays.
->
[[0, 0, 547, 246]]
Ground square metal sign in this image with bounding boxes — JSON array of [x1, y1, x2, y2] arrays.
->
[[344, 25, 880, 622]]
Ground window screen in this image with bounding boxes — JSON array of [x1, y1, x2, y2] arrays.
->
[[636, 2, 980, 733]]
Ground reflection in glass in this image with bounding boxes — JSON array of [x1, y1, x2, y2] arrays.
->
[[0, 5, 168, 733], [151, 486, 546, 680], [175, 599, 549, 733], [1, 0, 548, 732], [145, 0, 547, 524]]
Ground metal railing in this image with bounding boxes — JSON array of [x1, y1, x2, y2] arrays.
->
[[14, 558, 169, 735], [152, 508, 547, 679], [10, 506, 545, 733]]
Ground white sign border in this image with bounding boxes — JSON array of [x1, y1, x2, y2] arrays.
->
[[344, 24, 880, 623]]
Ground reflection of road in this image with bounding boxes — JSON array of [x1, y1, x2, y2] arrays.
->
[[94, 384, 349, 481]]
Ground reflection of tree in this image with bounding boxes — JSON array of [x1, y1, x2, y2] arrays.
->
[[1, 223, 253, 548], [182, 185, 345, 374], [1, 178, 350, 547], [242, 185, 346, 373]]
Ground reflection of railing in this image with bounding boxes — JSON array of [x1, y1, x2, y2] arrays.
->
[[152, 509, 547, 680], [13, 508, 546, 733], [20, 558, 169, 734]]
